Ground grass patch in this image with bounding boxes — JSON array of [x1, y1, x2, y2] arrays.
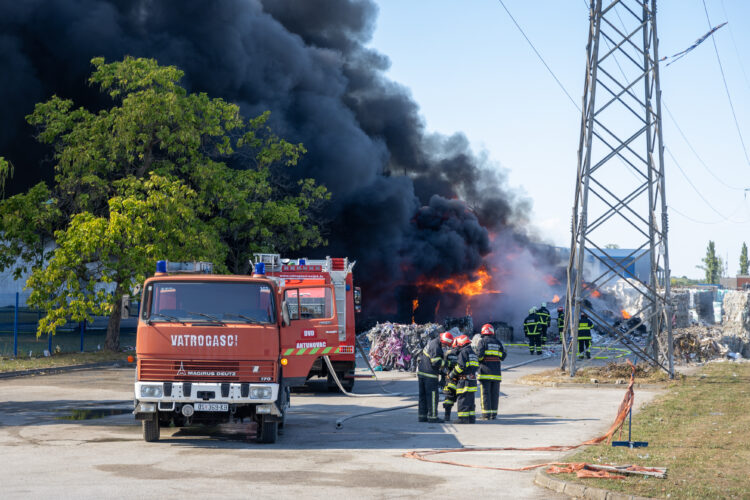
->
[[519, 361, 671, 385], [559, 361, 750, 499], [0, 349, 133, 373]]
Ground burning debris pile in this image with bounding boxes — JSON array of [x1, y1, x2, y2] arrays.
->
[[364, 322, 441, 371], [442, 316, 474, 335]]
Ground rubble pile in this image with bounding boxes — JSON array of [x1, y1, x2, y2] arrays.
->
[[672, 326, 729, 362], [720, 291, 750, 357], [364, 322, 441, 371]]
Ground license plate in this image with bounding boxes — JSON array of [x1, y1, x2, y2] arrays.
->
[[194, 403, 228, 412]]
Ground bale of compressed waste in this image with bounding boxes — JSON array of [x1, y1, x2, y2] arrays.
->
[[364, 322, 442, 371]]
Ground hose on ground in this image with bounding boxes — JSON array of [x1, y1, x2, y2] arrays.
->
[[335, 403, 418, 429], [323, 355, 417, 398]]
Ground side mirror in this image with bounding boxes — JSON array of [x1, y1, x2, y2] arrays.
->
[[121, 294, 130, 319], [281, 300, 290, 327], [354, 287, 362, 314]]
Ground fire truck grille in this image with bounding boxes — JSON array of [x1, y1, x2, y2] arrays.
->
[[139, 359, 276, 382]]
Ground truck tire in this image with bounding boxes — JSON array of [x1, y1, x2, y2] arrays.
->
[[143, 413, 160, 442], [256, 416, 278, 444]]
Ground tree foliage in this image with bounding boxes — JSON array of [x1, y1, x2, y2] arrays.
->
[[740, 242, 748, 276], [696, 240, 722, 284], [0, 57, 329, 350]]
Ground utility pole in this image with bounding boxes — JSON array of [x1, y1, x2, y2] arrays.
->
[[562, 0, 674, 378]]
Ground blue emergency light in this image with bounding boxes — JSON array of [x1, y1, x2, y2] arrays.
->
[[255, 262, 266, 275], [156, 260, 167, 273], [299, 259, 306, 265]]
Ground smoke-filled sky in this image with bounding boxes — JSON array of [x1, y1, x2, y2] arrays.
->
[[1, 0, 560, 324]]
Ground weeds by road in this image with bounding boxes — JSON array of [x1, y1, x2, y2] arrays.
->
[[561, 361, 750, 498], [0, 350, 133, 373], [519, 361, 671, 385]]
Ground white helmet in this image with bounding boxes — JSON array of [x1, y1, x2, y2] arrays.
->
[[529, 307, 536, 314], [541, 302, 547, 307]]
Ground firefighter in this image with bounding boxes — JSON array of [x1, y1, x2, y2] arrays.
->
[[523, 308, 543, 355], [578, 312, 593, 359], [441, 334, 459, 422], [556, 306, 565, 340], [449, 334, 479, 424], [476, 323, 506, 420], [417, 331, 450, 423], [537, 302, 551, 345]]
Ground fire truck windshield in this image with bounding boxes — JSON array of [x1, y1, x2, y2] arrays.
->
[[144, 282, 275, 324]]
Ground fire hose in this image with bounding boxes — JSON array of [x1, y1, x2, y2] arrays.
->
[[331, 346, 553, 429], [402, 360, 666, 480]]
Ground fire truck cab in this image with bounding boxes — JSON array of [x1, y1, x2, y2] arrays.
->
[[133, 258, 356, 443], [256, 253, 360, 392]]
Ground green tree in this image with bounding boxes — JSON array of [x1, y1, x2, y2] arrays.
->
[[696, 240, 722, 284], [740, 242, 748, 275], [0, 57, 329, 351]]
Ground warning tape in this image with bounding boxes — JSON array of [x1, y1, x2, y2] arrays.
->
[[505, 344, 631, 359]]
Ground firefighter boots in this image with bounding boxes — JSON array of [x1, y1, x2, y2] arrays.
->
[[444, 408, 452, 422]]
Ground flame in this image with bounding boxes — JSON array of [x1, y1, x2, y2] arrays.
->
[[434, 299, 441, 317], [591, 290, 601, 298], [621, 309, 631, 319], [411, 299, 419, 324], [552, 294, 561, 303], [544, 275, 560, 286], [417, 266, 501, 297]]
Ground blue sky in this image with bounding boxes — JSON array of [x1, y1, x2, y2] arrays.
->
[[369, 0, 750, 279]]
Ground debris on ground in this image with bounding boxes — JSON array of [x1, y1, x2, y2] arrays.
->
[[363, 322, 441, 371], [672, 326, 737, 363]]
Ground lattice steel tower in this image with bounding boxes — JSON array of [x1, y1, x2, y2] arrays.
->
[[563, 0, 674, 377]]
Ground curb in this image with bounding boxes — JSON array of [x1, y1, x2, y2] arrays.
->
[[0, 360, 132, 379], [534, 469, 653, 500]]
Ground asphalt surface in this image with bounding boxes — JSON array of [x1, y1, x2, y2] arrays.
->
[[0, 347, 661, 499]]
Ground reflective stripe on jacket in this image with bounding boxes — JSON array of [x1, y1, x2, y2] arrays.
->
[[523, 313, 541, 335], [578, 318, 593, 340], [417, 337, 444, 377]]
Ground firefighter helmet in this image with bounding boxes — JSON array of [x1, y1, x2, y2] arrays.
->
[[481, 323, 495, 336], [541, 302, 547, 307], [557, 306, 564, 312], [455, 334, 471, 347], [439, 331, 455, 345], [529, 307, 536, 314]]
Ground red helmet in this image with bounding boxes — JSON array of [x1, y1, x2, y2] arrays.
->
[[439, 331, 455, 345], [455, 334, 471, 347], [481, 323, 494, 336], [557, 306, 564, 312]]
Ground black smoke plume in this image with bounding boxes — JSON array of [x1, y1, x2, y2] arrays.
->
[[1, 0, 550, 326]]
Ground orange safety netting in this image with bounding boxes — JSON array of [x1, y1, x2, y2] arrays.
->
[[403, 359, 642, 479]]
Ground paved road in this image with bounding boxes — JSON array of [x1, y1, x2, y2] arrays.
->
[[0, 347, 660, 499]]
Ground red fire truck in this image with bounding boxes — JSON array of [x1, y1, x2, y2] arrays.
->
[[257, 254, 360, 392], [133, 256, 360, 443]]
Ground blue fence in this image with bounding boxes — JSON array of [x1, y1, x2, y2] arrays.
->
[[0, 292, 136, 358]]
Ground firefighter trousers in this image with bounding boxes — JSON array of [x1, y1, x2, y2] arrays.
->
[[418, 375, 440, 420], [527, 334, 543, 354], [478, 379, 500, 419], [443, 379, 457, 410], [456, 378, 477, 420], [578, 338, 591, 359]]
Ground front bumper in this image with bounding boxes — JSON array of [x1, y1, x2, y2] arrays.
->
[[134, 381, 279, 405]]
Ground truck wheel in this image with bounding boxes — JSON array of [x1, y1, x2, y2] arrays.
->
[[143, 413, 160, 442], [256, 416, 278, 444], [327, 372, 354, 393]]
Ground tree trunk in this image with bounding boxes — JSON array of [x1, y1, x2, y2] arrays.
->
[[104, 284, 123, 352]]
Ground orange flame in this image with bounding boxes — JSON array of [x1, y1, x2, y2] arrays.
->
[[412, 299, 419, 324], [544, 275, 560, 286], [434, 300, 441, 317], [621, 309, 631, 319], [552, 294, 561, 303], [591, 290, 601, 298], [417, 266, 501, 297]]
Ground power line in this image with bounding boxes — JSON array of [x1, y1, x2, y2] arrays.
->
[[701, 0, 750, 166], [665, 146, 746, 223], [497, 0, 580, 112], [720, 0, 750, 93]]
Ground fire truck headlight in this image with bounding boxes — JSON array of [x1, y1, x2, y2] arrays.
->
[[140, 385, 163, 398], [250, 387, 272, 399]]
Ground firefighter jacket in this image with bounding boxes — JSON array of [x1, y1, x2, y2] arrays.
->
[[449, 345, 479, 380], [537, 307, 551, 329], [523, 313, 541, 336], [476, 335, 506, 380], [557, 312, 565, 331], [442, 348, 459, 376], [578, 318, 594, 340], [417, 337, 444, 379]]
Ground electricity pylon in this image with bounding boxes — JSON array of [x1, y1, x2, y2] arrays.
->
[[562, 0, 674, 377]]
